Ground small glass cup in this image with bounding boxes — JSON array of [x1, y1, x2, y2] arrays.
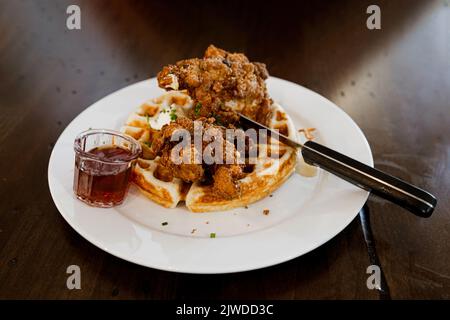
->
[[73, 129, 142, 208]]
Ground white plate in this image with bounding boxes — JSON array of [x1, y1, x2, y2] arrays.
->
[[48, 77, 373, 274]]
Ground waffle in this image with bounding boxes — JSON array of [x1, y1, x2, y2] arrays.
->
[[121, 91, 297, 212]]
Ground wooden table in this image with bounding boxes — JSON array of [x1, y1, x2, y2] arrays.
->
[[0, 0, 448, 299]]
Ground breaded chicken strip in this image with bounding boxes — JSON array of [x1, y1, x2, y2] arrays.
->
[[150, 117, 244, 197], [157, 45, 272, 125]]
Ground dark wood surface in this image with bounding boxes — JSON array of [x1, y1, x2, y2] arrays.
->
[[0, 0, 449, 299]]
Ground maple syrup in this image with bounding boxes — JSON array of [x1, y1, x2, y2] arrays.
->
[[73, 145, 136, 207]]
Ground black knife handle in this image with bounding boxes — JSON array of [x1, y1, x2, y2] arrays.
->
[[301, 141, 437, 218]]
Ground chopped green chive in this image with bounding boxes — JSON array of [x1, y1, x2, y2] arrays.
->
[[194, 102, 202, 116], [161, 222, 168, 226], [212, 113, 223, 126], [170, 109, 178, 121], [210, 232, 216, 238]]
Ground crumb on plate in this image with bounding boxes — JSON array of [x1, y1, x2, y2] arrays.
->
[[298, 128, 316, 140]]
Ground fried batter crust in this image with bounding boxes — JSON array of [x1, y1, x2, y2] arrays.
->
[[157, 45, 272, 125], [154, 45, 273, 199], [148, 117, 243, 197]]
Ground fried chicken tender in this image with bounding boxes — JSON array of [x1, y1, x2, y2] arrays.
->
[[152, 45, 272, 198], [157, 45, 272, 125], [149, 117, 245, 195], [150, 117, 195, 156], [159, 145, 204, 183], [150, 118, 203, 183], [212, 165, 243, 199], [205, 133, 244, 199], [153, 163, 173, 182]]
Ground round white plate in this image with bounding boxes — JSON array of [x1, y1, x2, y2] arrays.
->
[[48, 77, 373, 274]]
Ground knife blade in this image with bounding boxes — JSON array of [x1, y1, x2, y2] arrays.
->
[[237, 112, 437, 218], [238, 113, 303, 149]]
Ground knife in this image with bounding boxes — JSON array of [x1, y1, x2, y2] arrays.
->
[[238, 113, 437, 218]]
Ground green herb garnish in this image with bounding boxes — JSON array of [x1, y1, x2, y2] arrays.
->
[[143, 141, 152, 147], [212, 113, 223, 126], [162, 222, 168, 226], [194, 102, 202, 116], [170, 109, 178, 121], [210, 232, 216, 238]]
